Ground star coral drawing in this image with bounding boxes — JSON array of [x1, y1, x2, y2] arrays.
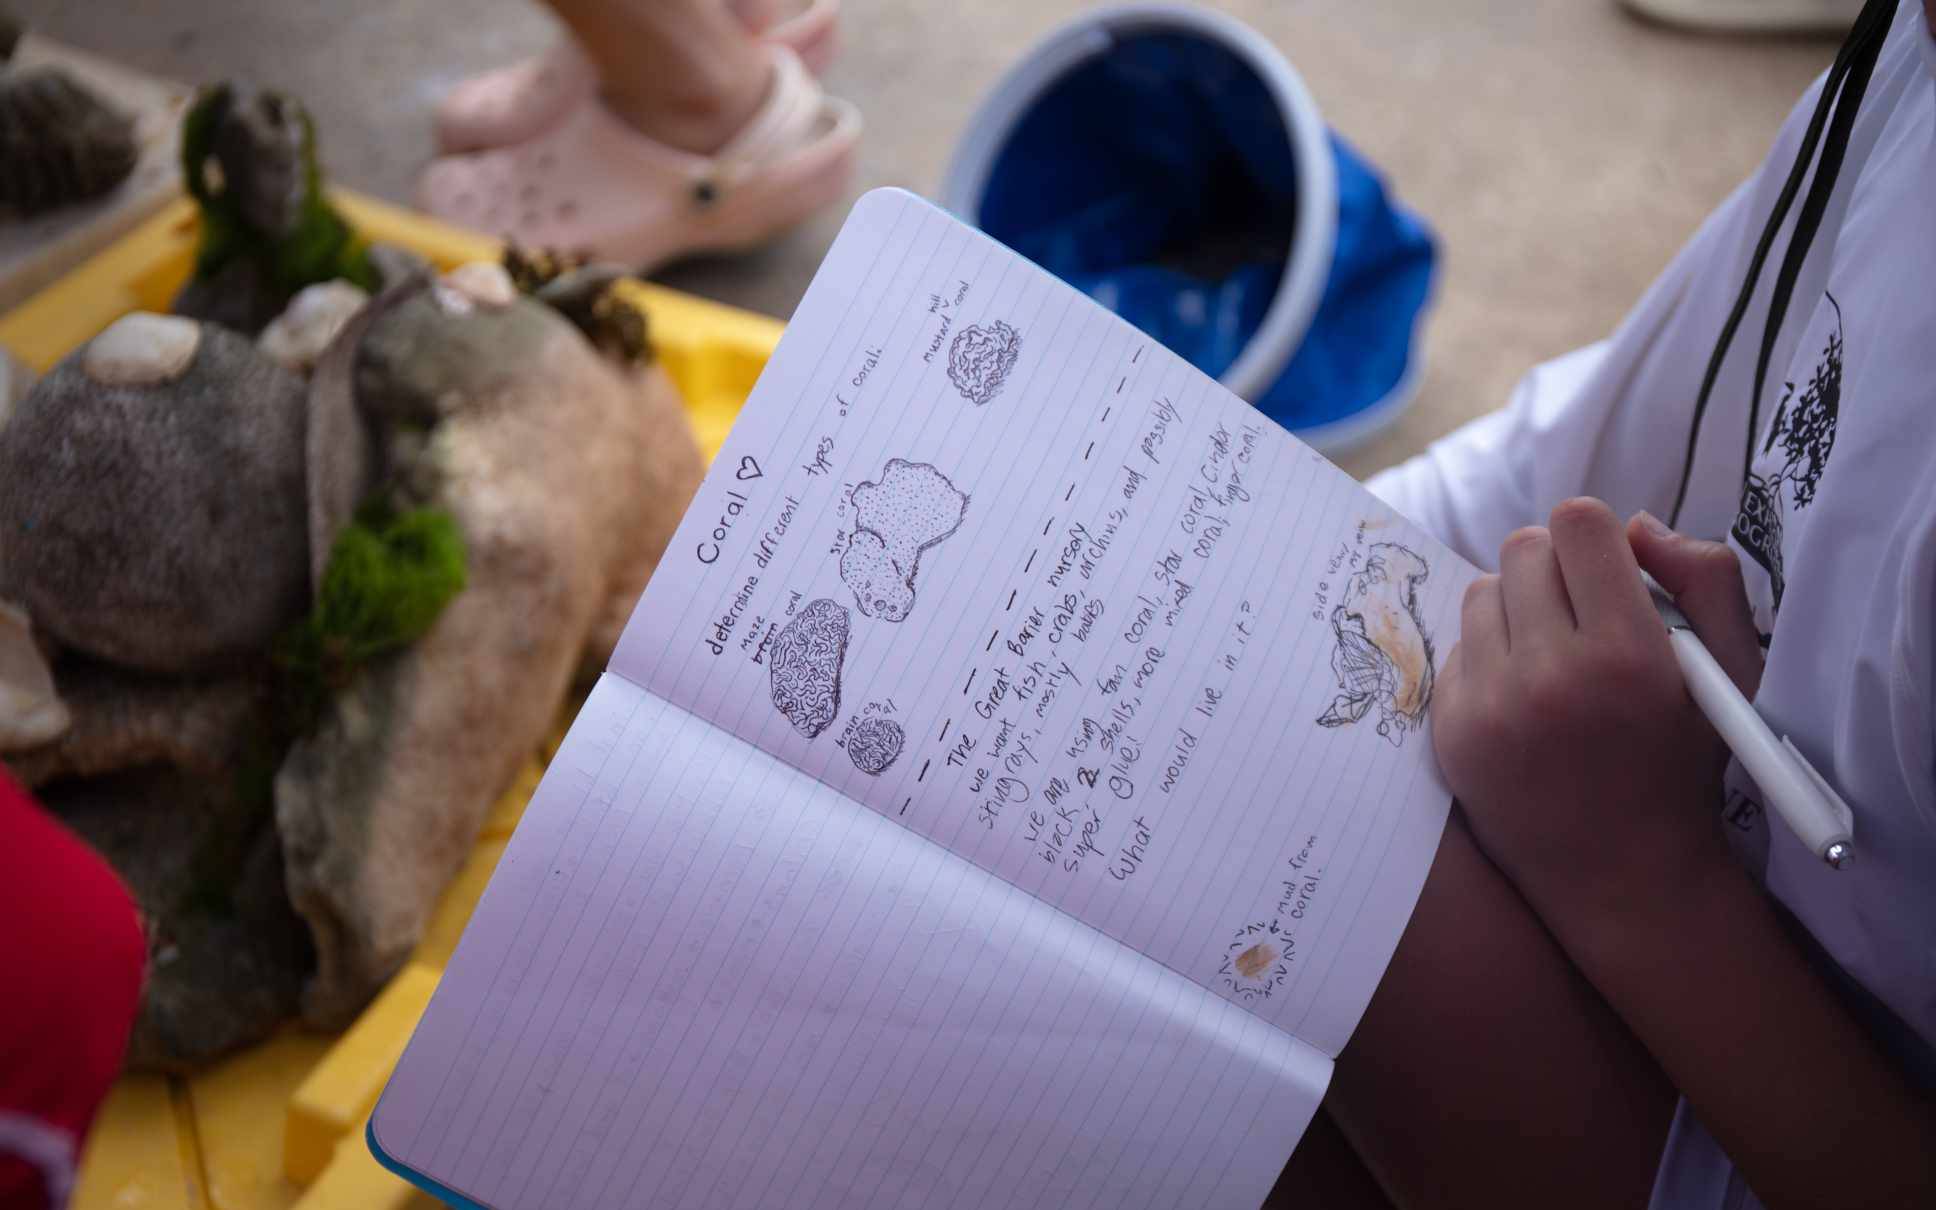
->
[[946, 320, 1021, 406], [838, 458, 968, 622]]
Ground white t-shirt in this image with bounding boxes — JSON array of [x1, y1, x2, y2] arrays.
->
[[1367, 4, 1936, 1206]]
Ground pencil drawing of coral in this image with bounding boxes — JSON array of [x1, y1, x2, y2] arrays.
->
[[838, 458, 967, 622], [845, 715, 904, 775], [769, 598, 850, 739], [946, 320, 1021, 406], [1317, 543, 1436, 747]]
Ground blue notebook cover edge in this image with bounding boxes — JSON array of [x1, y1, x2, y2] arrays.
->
[[366, 1118, 490, 1210]]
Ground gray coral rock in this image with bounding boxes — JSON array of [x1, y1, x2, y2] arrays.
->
[[277, 283, 703, 1026], [0, 315, 313, 673], [4, 658, 266, 789], [47, 764, 311, 1072]]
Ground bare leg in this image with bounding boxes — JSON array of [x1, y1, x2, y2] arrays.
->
[[1294, 810, 1676, 1208], [538, 0, 768, 153]]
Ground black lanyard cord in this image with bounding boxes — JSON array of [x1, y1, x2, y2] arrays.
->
[[1667, 0, 1898, 528]]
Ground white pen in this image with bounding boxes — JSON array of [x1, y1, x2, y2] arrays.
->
[[1644, 574, 1855, 869]]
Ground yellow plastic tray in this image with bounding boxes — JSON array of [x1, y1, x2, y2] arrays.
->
[[0, 192, 778, 1210]]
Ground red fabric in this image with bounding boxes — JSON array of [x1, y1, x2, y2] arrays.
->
[[0, 769, 145, 1209]]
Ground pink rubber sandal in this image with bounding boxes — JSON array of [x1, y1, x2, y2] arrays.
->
[[433, 0, 839, 155], [419, 45, 859, 273]]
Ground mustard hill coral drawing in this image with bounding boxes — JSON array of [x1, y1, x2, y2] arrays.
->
[[769, 598, 850, 739], [1317, 542, 1436, 747], [838, 458, 968, 622], [946, 320, 1021, 406]]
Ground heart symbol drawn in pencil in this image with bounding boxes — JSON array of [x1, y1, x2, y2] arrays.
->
[[736, 456, 763, 481]]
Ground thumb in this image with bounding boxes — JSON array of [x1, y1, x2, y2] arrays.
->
[[1628, 511, 1764, 696]]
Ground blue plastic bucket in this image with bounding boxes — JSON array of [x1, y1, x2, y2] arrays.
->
[[940, 3, 1436, 454]]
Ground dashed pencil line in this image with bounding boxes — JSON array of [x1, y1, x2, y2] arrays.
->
[[900, 796, 911, 816], [1024, 548, 1038, 573], [917, 759, 931, 783], [985, 628, 998, 651], [939, 717, 952, 741], [1084, 441, 1095, 461], [1101, 407, 1111, 422], [962, 669, 977, 695], [1041, 516, 1054, 536], [1064, 483, 1076, 501], [1006, 589, 1017, 611], [1132, 346, 1143, 363]]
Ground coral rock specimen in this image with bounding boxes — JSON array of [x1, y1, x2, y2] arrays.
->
[[171, 84, 376, 334], [2, 249, 701, 1062], [52, 762, 313, 1073], [0, 313, 312, 673], [277, 277, 702, 1026], [0, 57, 138, 215]]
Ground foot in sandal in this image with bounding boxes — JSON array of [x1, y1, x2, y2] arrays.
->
[[418, 45, 859, 272], [434, 0, 838, 155]]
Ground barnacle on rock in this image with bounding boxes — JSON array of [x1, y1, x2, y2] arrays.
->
[[501, 243, 587, 294], [0, 66, 138, 215]]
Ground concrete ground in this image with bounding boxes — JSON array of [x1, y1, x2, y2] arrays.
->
[[18, 0, 1831, 476]]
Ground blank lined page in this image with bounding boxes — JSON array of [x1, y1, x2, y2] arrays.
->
[[614, 189, 1478, 1053], [375, 675, 1330, 1208]]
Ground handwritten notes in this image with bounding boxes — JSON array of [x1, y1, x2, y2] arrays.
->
[[615, 190, 1476, 1044], [377, 189, 1477, 1209]]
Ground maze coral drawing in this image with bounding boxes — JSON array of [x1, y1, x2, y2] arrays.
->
[[839, 459, 968, 622], [768, 597, 850, 738]]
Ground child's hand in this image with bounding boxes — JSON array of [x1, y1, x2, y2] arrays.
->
[[1432, 500, 1764, 926]]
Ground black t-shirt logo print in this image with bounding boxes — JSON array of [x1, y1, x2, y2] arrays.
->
[[1730, 292, 1843, 612]]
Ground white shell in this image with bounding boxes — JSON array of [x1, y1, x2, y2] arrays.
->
[[82, 312, 202, 386], [0, 350, 28, 432], [258, 280, 371, 373], [0, 599, 68, 752], [441, 261, 517, 309]]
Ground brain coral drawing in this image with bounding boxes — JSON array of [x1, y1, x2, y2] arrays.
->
[[947, 320, 1021, 406], [846, 716, 905, 775], [838, 458, 968, 622], [769, 597, 850, 738]]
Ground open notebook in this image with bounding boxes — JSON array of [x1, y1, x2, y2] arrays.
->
[[371, 188, 1480, 1209]]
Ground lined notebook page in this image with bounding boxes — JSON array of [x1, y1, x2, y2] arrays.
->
[[614, 189, 1478, 1053], [376, 676, 1329, 1208]]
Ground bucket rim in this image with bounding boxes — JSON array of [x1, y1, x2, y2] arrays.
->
[[938, 1, 1337, 403]]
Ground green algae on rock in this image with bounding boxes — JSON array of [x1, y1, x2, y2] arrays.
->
[[172, 84, 376, 333]]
